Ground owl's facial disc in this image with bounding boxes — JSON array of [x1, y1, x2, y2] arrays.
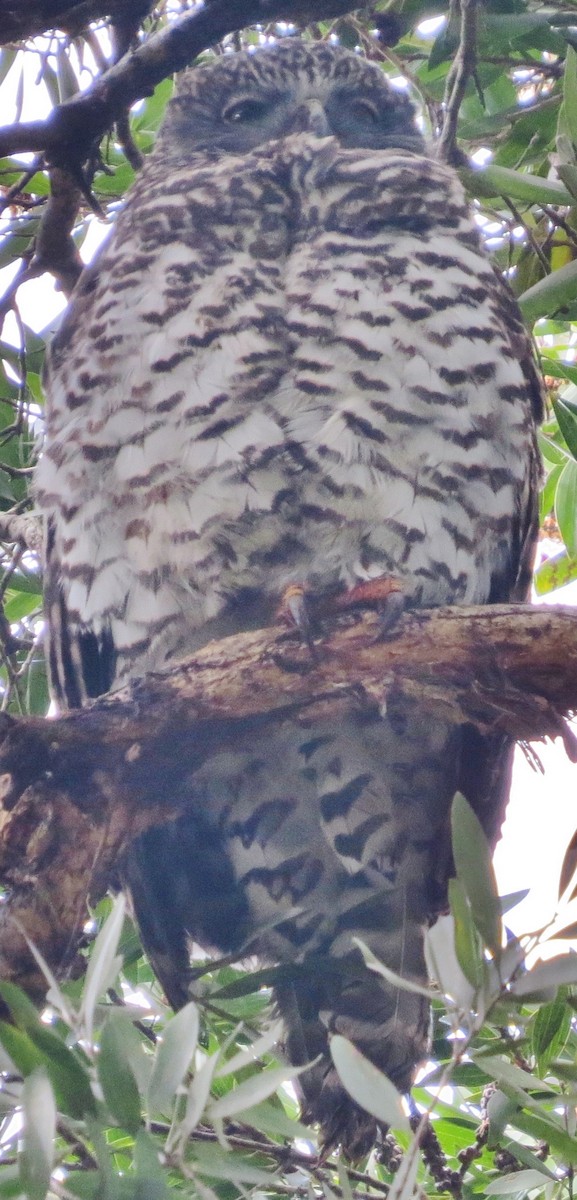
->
[[214, 80, 423, 153], [167, 48, 425, 156]]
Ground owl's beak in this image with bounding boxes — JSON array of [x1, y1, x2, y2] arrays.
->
[[286, 98, 331, 138]]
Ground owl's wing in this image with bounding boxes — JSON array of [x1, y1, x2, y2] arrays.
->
[[43, 518, 117, 707], [484, 263, 544, 604]]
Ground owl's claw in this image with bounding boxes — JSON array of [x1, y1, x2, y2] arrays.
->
[[276, 583, 318, 659], [276, 576, 405, 658], [331, 576, 406, 640]]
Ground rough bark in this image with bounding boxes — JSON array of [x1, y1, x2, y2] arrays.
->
[[0, 1, 153, 43], [0, 603, 575, 1000]]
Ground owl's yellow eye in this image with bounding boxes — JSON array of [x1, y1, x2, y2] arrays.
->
[[223, 98, 269, 123]]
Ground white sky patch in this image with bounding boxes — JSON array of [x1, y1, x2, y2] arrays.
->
[[471, 147, 493, 166], [416, 16, 447, 39]]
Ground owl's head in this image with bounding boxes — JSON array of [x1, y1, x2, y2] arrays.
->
[[159, 41, 425, 156]]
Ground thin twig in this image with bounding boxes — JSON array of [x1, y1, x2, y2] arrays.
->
[[438, 0, 478, 164]]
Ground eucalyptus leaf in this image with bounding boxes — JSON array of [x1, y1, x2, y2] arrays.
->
[[518, 259, 577, 325], [80, 893, 126, 1043], [485, 1168, 555, 1194], [446, 880, 484, 992], [0, 1021, 95, 1120], [207, 1062, 304, 1119], [451, 793, 502, 957], [215, 1019, 283, 1078], [147, 1000, 199, 1116], [534, 548, 577, 594], [98, 1013, 142, 1133], [462, 164, 575, 206], [511, 952, 577, 996], [191, 1140, 281, 1186], [532, 994, 571, 1071], [330, 1035, 409, 1131], [553, 395, 577, 460], [179, 1051, 221, 1140], [19, 1069, 55, 1200], [133, 1130, 171, 1200]]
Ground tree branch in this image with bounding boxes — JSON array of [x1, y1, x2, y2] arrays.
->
[[0, 0, 154, 44], [0, 603, 574, 999], [0, 1, 359, 164], [438, 0, 478, 165]]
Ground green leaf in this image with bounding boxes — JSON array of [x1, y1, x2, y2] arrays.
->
[[532, 994, 571, 1071], [448, 878, 484, 990], [474, 1053, 554, 1095], [85, 1116, 121, 1200], [207, 1062, 304, 1119], [81, 893, 126, 1043], [486, 1088, 518, 1144], [0, 48, 17, 89], [98, 1013, 142, 1133], [191, 1140, 280, 1186], [508, 1108, 577, 1165], [240, 1100, 311, 1140], [0, 1022, 43, 1078], [147, 1000, 199, 1116], [216, 1020, 283, 1078], [462, 164, 576, 206], [27, 1024, 96, 1120], [132, 1130, 171, 1200], [553, 395, 577, 460], [534, 548, 577, 595], [540, 357, 577, 387], [539, 461, 565, 527], [485, 1168, 556, 1194], [0, 982, 44, 1031], [518, 259, 577, 325], [19, 1070, 55, 1200], [330, 1036, 409, 1131], [0, 1020, 95, 1120], [354, 938, 432, 998], [180, 1050, 221, 1138], [555, 458, 577, 554], [500, 889, 530, 915], [562, 45, 577, 152], [451, 793, 502, 958], [511, 951, 577, 996]]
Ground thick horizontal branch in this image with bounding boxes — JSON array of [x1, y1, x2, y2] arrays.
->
[[0, 602, 574, 999]]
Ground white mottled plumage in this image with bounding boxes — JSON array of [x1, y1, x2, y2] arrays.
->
[[37, 42, 543, 1157]]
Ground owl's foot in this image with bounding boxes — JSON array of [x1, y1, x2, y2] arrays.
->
[[276, 583, 318, 659], [331, 577, 406, 639], [276, 576, 405, 652]]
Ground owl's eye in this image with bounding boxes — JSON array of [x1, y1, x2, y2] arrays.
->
[[223, 98, 269, 123], [349, 99, 379, 123]]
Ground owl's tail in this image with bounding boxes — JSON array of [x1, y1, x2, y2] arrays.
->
[[274, 887, 430, 1160]]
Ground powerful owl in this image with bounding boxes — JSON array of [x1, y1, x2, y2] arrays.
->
[[37, 41, 543, 1156]]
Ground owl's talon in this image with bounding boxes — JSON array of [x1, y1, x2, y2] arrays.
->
[[374, 587, 406, 641], [327, 576, 406, 639], [331, 576, 404, 614], [276, 583, 318, 658]]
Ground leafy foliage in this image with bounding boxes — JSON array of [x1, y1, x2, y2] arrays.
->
[[0, 2, 576, 1197]]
